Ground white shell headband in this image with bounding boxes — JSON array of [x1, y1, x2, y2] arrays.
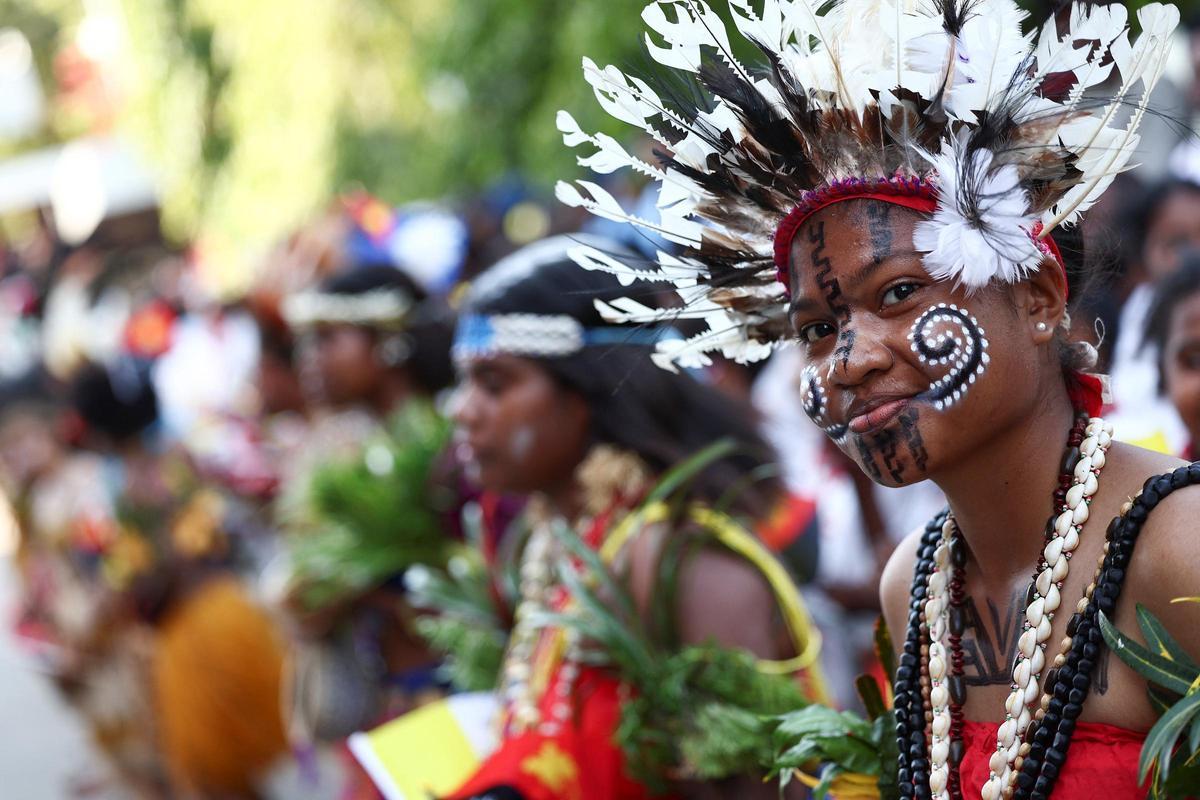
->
[[282, 289, 413, 329], [556, 0, 1180, 369], [452, 313, 669, 361]]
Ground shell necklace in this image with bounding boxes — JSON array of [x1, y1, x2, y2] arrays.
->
[[923, 415, 1114, 800]]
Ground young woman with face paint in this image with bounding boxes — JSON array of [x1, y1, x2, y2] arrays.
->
[[446, 236, 819, 800], [556, 1, 1200, 797], [1144, 254, 1200, 458]]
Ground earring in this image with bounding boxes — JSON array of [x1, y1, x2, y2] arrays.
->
[[1036, 321, 1049, 332]]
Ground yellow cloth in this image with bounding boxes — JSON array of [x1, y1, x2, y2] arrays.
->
[[152, 576, 289, 797], [348, 693, 498, 800]]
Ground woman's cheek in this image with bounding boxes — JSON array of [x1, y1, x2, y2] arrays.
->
[[907, 303, 991, 411], [1167, 368, 1200, 437]]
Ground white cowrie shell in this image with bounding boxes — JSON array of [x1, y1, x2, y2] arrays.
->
[[982, 776, 1003, 800], [1006, 690, 1024, 717], [1098, 430, 1112, 447], [1063, 527, 1079, 551], [930, 765, 948, 793], [1044, 584, 1062, 613], [929, 570, 947, 595], [1052, 556, 1069, 582], [930, 641, 946, 662], [1073, 501, 1090, 524], [1017, 707, 1032, 732], [934, 543, 950, 567], [998, 718, 1018, 748], [1044, 537, 1065, 567], [926, 597, 944, 620], [930, 655, 946, 679], [1026, 597, 1046, 628], [1036, 568, 1054, 597], [932, 738, 950, 765], [1081, 437, 1098, 456], [1024, 676, 1041, 704], [1091, 448, 1106, 469], [1037, 615, 1053, 642], [931, 617, 947, 641], [1066, 483, 1086, 508], [1084, 471, 1099, 496], [1030, 645, 1046, 675], [1018, 627, 1038, 658], [1055, 510, 1075, 536], [932, 683, 948, 708], [1014, 658, 1032, 687], [932, 711, 950, 736], [1073, 456, 1093, 482], [989, 749, 1009, 775]]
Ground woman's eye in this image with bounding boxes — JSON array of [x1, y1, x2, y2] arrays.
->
[[798, 322, 836, 344], [882, 282, 919, 307]]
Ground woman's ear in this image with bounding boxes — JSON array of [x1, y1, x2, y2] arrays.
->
[[1023, 257, 1069, 345]]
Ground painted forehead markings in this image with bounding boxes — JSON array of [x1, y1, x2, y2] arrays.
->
[[908, 303, 990, 411]]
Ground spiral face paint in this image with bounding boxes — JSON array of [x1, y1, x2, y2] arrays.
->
[[908, 303, 990, 410], [801, 364, 849, 444]]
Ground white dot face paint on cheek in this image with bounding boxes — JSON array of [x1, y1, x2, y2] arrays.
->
[[507, 424, 536, 464], [908, 302, 991, 412], [801, 364, 848, 444]]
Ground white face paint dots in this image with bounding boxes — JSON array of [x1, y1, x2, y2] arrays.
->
[[801, 364, 849, 444], [908, 303, 991, 411]]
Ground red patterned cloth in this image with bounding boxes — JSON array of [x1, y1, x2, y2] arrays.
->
[[445, 502, 665, 800], [958, 719, 1148, 798], [445, 667, 658, 800]]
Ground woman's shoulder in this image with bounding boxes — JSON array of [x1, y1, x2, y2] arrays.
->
[[880, 510, 949, 646], [1110, 444, 1200, 652]]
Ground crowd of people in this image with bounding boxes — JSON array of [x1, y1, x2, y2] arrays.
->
[[1, 2, 1200, 799]]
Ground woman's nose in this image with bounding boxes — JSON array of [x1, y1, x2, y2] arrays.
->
[[827, 319, 896, 388]]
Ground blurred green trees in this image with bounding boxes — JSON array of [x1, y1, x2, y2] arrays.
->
[[4, 0, 1182, 271], [113, 0, 646, 269]]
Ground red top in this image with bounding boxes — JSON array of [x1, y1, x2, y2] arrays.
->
[[958, 719, 1149, 798]]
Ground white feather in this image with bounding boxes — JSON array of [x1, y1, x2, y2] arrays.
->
[[569, 246, 665, 287], [555, 180, 703, 247], [642, 0, 748, 77], [1043, 3, 1180, 232]]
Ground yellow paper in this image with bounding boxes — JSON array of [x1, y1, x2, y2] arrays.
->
[[349, 693, 498, 800]]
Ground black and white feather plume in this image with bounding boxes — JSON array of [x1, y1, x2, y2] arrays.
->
[[556, 0, 1180, 370]]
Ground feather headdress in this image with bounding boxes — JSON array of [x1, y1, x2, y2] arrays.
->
[[557, 0, 1180, 369]]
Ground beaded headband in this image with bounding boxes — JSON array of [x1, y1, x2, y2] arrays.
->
[[282, 288, 412, 330], [452, 313, 667, 362]]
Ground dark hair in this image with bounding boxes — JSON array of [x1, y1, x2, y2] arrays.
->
[[70, 361, 159, 443], [1128, 179, 1200, 268], [464, 238, 781, 514], [322, 265, 456, 395], [1143, 251, 1200, 393]]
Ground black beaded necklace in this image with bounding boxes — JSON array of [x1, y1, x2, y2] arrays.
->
[[893, 441, 1200, 799]]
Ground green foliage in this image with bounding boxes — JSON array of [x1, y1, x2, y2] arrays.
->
[[769, 674, 899, 800], [1100, 606, 1200, 799], [104, 0, 652, 274], [539, 513, 809, 792], [408, 546, 508, 693], [288, 401, 454, 611]]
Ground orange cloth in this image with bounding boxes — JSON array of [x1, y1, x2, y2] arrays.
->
[[152, 576, 290, 797]]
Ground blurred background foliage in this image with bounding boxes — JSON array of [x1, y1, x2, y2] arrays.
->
[[0, 0, 1176, 269]]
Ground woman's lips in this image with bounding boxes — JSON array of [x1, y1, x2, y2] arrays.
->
[[848, 397, 911, 435]]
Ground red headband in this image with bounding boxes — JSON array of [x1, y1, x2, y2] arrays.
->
[[771, 177, 1067, 298]]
